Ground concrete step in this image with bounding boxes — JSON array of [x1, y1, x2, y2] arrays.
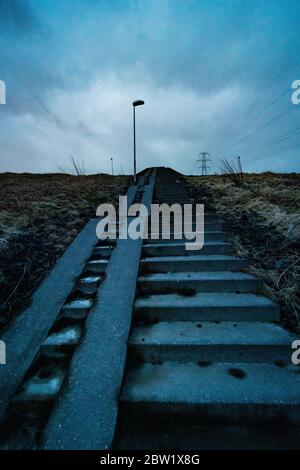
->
[[94, 227, 225, 241], [61, 298, 93, 320], [138, 271, 260, 295], [41, 325, 82, 359], [93, 246, 114, 257], [76, 275, 102, 295], [13, 366, 65, 408], [115, 422, 300, 450], [140, 255, 247, 273], [146, 231, 227, 242], [121, 362, 300, 426], [143, 242, 234, 257], [129, 321, 295, 363], [97, 226, 225, 242], [150, 213, 222, 220], [86, 259, 108, 273], [134, 293, 279, 322], [150, 221, 223, 231]]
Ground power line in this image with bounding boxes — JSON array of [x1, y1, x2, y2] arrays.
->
[[212, 87, 290, 155], [244, 143, 300, 166], [229, 87, 290, 137], [214, 104, 296, 157], [243, 127, 300, 157]]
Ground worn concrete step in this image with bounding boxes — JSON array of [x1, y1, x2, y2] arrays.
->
[[148, 224, 224, 235], [115, 422, 300, 450], [96, 219, 220, 229], [150, 221, 223, 230], [41, 325, 82, 359], [13, 366, 65, 405], [138, 271, 260, 294], [86, 259, 108, 273], [151, 213, 222, 221], [100, 225, 225, 236], [143, 242, 234, 257], [92, 246, 114, 257], [134, 293, 279, 322], [121, 362, 300, 426], [140, 255, 247, 273], [129, 321, 295, 363], [146, 231, 227, 242], [61, 298, 94, 320], [77, 276, 101, 295], [101, 228, 225, 244]]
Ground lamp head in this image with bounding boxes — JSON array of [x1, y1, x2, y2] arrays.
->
[[132, 100, 145, 107]]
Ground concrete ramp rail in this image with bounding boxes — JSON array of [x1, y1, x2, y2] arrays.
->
[[43, 172, 155, 449]]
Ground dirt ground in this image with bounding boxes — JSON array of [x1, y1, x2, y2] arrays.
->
[[185, 172, 300, 334], [0, 173, 129, 330]]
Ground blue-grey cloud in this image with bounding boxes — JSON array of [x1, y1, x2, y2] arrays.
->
[[0, 0, 299, 174], [0, 0, 37, 32]]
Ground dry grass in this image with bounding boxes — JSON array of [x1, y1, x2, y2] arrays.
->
[[0, 173, 130, 330], [186, 172, 300, 333]]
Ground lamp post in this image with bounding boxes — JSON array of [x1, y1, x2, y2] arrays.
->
[[110, 157, 114, 176], [132, 99, 145, 183]]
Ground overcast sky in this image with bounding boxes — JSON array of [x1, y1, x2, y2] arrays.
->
[[0, 0, 299, 174]]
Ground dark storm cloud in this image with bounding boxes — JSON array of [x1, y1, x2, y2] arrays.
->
[[0, 0, 299, 173], [0, 0, 59, 116], [0, 0, 38, 33]]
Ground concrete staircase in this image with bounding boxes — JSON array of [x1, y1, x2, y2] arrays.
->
[[117, 175, 300, 449]]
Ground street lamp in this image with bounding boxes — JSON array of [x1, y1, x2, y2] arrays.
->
[[132, 99, 145, 183], [110, 157, 114, 176]]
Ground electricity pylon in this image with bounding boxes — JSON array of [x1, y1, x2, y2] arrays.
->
[[197, 152, 212, 176]]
